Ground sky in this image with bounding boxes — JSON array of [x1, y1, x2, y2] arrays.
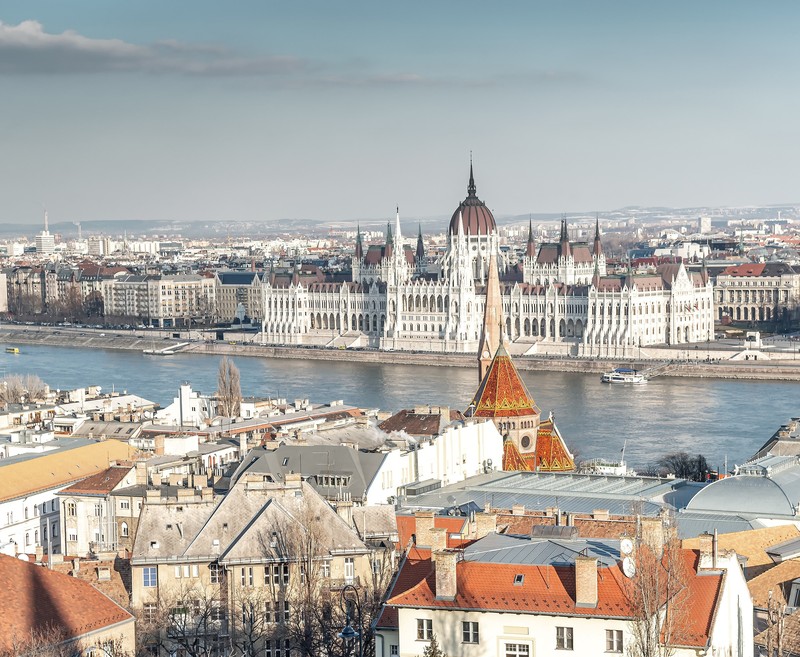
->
[[1, 1, 799, 226]]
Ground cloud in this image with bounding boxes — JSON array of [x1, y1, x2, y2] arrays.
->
[[0, 20, 306, 76]]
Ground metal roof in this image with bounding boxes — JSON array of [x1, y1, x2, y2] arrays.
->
[[463, 532, 621, 567]]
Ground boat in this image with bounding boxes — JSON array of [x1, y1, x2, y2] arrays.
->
[[601, 367, 647, 384], [578, 441, 637, 476], [143, 349, 174, 356], [5, 347, 19, 354]]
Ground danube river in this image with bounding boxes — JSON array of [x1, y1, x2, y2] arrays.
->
[[4, 344, 798, 471]]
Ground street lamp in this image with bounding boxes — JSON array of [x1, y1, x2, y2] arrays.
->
[[338, 583, 364, 657]]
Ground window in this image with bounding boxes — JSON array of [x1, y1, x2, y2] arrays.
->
[[272, 564, 281, 585], [120, 499, 130, 510], [52, 523, 58, 537], [210, 562, 221, 584], [121, 522, 129, 538], [344, 557, 354, 584], [241, 566, 253, 586], [556, 626, 573, 650], [390, 646, 399, 656], [606, 630, 623, 653], [321, 560, 331, 578], [283, 601, 290, 622], [143, 567, 157, 587], [67, 502, 76, 517], [143, 602, 157, 623], [462, 621, 479, 643], [94, 503, 102, 517], [282, 563, 290, 584], [505, 644, 530, 657], [417, 618, 433, 640]]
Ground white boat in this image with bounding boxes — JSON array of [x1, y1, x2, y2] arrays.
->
[[601, 367, 647, 384], [578, 441, 637, 476]]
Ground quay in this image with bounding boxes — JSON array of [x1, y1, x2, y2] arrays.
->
[[2, 324, 800, 381]]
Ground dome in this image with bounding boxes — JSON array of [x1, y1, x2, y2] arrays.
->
[[448, 165, 497, 236]]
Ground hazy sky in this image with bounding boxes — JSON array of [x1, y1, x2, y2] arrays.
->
[[2, 1, 799, 226]]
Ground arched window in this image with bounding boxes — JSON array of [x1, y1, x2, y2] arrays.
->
[[121, 522, 129, 538]]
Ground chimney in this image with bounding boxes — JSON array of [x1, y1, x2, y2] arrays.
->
[[640, 516, 664, 558], [154, 434, 165, 456], [336, 499, 353, 526], [512, 503, 526, 516], [72, 557, 81, 575], [34, 545, 44, 563], [284, 473, 302, 489], [430, 527, 448, 556], [574, 555, 598, 608], [145, 489, 160, 503], [135, 462, 148, 486], [200, 487, 214, 501], [475, 511, 497, 539], [592, 509, 610, 521], [177, 488, 194, 501], [697, 532, 713, 569], [434, 550, 458, 600], [414, 511, 436, 547]]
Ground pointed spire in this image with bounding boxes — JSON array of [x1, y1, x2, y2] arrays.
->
[[394, 205, 402, 244], [478, 253, 502, 383], [526, 217, 536, 258], [467, 152, 477, 197], [416, 223, 425, 261], [593, 214, 603, 257], [560, 215, 571, 258], [355, 223, 363, 260], [386, 221, 392, 242]]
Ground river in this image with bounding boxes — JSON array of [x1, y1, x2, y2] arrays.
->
[[3, 344, 798, 472]]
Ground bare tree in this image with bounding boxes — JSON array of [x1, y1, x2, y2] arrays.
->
[[0, 374, 47, 404], [624, 515, 689, 657], [0, 624, 131, 657], [216, 356, 241, 418]]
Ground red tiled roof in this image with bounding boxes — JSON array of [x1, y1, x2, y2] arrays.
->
[[721, 263, 766, 277], [379, 409, 462, 436], [385, 548, 722, 648], [0, 554, 133, 651], [470, 343, 538, 418], [58, 465, 132, 495]]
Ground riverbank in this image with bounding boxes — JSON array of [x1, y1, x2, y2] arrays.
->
[[2, 325, 800, 381]]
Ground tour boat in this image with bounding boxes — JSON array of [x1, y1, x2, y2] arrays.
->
[[5, 347, 19, 354], [600, 367, 647, 384]]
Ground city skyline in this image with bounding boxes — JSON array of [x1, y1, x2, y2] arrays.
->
[[2, 1, 799, 225]]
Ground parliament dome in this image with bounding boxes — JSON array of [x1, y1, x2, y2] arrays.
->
[[449, 165, 497, 236]]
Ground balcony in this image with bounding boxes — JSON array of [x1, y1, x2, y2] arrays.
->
[[324, 575, 360, 590]]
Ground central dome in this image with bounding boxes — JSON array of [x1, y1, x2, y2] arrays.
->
[[449, 164, 497, 236]]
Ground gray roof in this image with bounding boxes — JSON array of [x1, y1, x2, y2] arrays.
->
[[402, 470, 686, 518], [132, 480, 367, 565], [674, 511, 756, 539], [230, 444, 386, 501], [463, 532, 621, 568], [686, 455, 800, 518]]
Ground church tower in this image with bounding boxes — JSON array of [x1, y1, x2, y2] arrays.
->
[[478, 254, 502, 383]]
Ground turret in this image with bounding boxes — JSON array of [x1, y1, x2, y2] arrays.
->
[[560, 216, 571, 258], [593, 215, 602, 257], [355, 224, 363, 260], [416, 224, 425, 262], [385, 221, 393, 258], [478, 254, 502, 384], [526, 219, 536, 258]]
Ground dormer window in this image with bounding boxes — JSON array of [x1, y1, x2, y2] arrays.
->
[[513, 574, 524, 586]]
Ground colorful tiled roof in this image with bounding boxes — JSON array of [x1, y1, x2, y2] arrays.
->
[[501, 420, 575, 473], [470, 342, 538, 418], [396, 515, 468, 549]]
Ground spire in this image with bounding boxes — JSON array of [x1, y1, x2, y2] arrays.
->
[[44, 210, 49, 233], [385, 221, 393, 259], [526, 218, 536, 258], [386, 221, 392, 242], [477, 253, 502, 383], [416, 224, 425, 262], [593, 214, 603, 257], [355, 224, 363, 260], [394, 205, 402, 244], [467, 153, 477, 197], [560, 215, 571, 258]]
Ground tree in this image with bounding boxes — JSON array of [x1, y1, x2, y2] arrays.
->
[[0, 374, 47, 405], [0, 624, 131, 657], [657, 452, 710, 481], [624, 515, 689, 657], [420, 634, 447, 657], [216, 356, 241, 418]]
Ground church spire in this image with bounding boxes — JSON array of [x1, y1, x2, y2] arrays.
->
[[478, 253, 502, 384], [593, 214, 603, 257], [467, 152, 477, 197], [526, 218, 536, 258], [394, 205, 402, 244], [416, 223, 424, 261], [355, 224, 363, 260], [560, 215, 571, 258]]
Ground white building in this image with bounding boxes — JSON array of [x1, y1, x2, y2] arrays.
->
[[378, 518, 752, 657], [261, 166, 714, 357]]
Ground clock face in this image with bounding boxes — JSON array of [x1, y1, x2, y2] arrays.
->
[[482, 350, 490, 359]]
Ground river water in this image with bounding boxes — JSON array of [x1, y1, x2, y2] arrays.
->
[[3, 344, 798, 472]]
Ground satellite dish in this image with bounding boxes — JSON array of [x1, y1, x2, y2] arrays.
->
[[620, 538, 634, 555], [622, 556, 636, 579]]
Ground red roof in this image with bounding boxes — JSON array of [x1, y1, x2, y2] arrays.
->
[[58, 465, 132, 496], [470, 343, 538, 418], [721, 263, 766, 277], [385, 547, 722, 648], [0, 554, 133, 651], [502, 420, 575, 472]]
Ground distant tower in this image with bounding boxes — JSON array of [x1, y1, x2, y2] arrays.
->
[[526, 218, 536, 258], [35, 209, 56, 255], [477, 254, 502, 383], [416, 224, 425, 262]]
